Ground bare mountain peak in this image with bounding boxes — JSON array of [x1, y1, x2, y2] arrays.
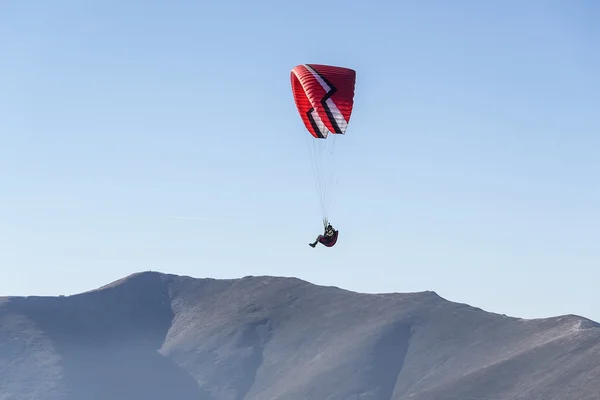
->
[[2, 271, 599, 400]]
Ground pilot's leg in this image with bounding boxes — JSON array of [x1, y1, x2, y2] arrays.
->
[[309, 235, 324, 247]]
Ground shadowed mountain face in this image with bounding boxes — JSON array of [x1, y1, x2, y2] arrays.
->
[[1, 272, 599, 400]]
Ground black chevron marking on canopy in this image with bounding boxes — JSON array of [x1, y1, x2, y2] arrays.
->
[[306, 108, 326, 139], [305, 64, 343, 135]]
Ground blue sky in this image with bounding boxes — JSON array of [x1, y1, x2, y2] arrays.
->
[[1, 1, 599, 322]]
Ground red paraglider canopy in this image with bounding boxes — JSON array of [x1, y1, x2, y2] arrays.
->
[[290, 64, 356, 139]]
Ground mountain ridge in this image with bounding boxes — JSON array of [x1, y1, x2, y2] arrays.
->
[[1, 270, 599, 400]]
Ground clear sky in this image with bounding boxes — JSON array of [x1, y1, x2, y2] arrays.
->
[[1, 1, 599, 322]]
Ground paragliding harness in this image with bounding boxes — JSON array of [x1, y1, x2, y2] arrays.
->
[[317, 220, 339, 247]]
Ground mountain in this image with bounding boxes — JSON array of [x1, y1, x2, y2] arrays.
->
[[1, 271, 599, 400]]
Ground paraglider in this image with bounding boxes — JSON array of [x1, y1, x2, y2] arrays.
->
[[309, 223, 339, 248], [290, 63, 356, 248]]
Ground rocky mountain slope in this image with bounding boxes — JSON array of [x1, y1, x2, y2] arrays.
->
[[1, 271, 599, 400]]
